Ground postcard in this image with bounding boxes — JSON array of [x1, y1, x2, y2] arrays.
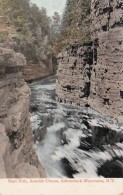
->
[[0, 0, 123, 194]]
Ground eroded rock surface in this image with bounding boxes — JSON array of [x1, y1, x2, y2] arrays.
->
[[0, 35, 53, 82], [0, 47, 45, 178], [90, 0, 123, 122], [56, 0, 123, 122]]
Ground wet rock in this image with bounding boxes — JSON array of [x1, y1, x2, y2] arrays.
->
[[30, 104, 38, 112], [98, 158, 123, 178], [30, 76, 123, 178], [62, 158, 79, 178]]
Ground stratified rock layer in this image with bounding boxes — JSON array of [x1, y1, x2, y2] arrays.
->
[[0, 35, 53, 82], [56, 0, 123, 122], [90, 0, 123, 122], [0, 47, 45, 178], [22, 60, 53, 82]]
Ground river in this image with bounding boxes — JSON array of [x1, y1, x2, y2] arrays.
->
[[29, 76, 123, 178]]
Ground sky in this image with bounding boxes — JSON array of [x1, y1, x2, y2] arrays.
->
[[30, 0, 67, 16]]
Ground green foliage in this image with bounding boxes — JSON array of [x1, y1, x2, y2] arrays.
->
[[50, 12, 62, 53], [58, 0, 91, 50], [0, 0, 91, 59], [0, 0, 54, 62], [0, 31, 8, 42]]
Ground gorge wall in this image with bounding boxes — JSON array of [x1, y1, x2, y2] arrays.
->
[[1, 35, 53, 82], [56, 0, 123, 122], [0, 0, 55, 82], [0, 47, 45, 178]]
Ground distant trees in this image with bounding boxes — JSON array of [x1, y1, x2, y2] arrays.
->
[[51, 12, 61, 36], [0, 0, 30, 26], [0, 0, 91, 56], [50, 12, 61, 53], [0, 0, 50, 36]]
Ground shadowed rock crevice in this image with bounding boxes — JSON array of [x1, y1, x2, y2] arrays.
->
[[98, 158, 123, 178], [56, 40, 98, 103], [62, 158, 79, 178]]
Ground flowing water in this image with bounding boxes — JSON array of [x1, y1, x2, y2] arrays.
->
[[29, 76, 123, 178]]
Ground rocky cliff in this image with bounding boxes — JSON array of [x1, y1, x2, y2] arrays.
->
[[0, 47, 45, 178], [0, 0, 55, 82], [90, 0, 123, 122], [0, 34, 53, 82], [56, 0, 123, 122]]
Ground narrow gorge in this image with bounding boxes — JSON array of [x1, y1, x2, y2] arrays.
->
[[0, 0, 123, 179]]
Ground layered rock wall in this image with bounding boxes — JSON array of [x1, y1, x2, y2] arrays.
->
[[56, 41, 96, 104], [0, 47, 45, 178], [56, 0, 123, 122], [0, 35, 53, 82], [22, 60, 53, 82], [90, 0, 123, 121]]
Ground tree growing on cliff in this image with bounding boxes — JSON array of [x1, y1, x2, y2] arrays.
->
[[0, 0, 54, 66], [58, 0, 91, 50]]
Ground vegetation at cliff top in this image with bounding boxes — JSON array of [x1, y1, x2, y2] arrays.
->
[[0, 0, 91, 55], [58, 0, 91, 51], [0, 0, 61, 63]]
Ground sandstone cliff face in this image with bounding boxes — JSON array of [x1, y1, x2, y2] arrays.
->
[[56, 42, 93, 105], [90, 0, 123, 122], [22, 60, 53, 82], [56, 0, 123, 122], [0, 35, 53, 82], [0, 47, 45, 178]]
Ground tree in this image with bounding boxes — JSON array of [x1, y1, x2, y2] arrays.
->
[[59, 0, 91, 49], [51, 12, 61, 36], [49, 12, 61, 53], [0, 0, 55, 65]]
